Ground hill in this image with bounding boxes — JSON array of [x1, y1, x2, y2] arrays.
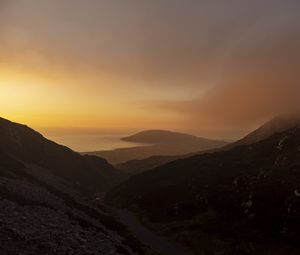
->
[[0, 117, 127, 194], [87, 130, 228, 165], [0, 117, 157, 254], [107, 124, 300, 254], [116, 154, 191, 174], [117, 117, 300, 174], [228, 115, 300, 148], [122, 130, 216, 144]]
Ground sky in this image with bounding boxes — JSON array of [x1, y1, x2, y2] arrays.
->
[[0, 0, 300, 139]]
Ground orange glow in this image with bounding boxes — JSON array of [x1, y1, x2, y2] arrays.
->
[[1, 1, 299, 139], [0, 65, 186, 133]]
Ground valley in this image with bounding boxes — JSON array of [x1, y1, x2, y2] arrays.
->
[[1, 116, 300, 254], [106, 118, 300, 254], [1, 2, 299, 254]]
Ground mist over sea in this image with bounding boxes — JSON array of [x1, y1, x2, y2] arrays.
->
[[46, 133, 145, 152]]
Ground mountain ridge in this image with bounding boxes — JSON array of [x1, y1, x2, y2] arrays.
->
[[117, 116, 300, 174], [0, 117, 157, 254], [107, 123, 300, 254], [87, 129, 228, 165], [228, 115, 300, 149], [0, 117, 127, 194]]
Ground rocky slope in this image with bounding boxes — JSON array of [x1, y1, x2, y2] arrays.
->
[[0, 117, 158, 254], [107, 124, 300, 254], [0, 152, 157, 254]]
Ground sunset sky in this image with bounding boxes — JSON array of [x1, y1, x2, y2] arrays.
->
[[1, 0, 300, 139]]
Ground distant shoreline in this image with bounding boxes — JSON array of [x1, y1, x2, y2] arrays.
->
[[45, 133, 149, 152]]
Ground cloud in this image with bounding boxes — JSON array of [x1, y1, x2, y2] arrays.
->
[[1, 0, 300, 136], [153, 7, 300, 137], [2, 1, 298, 84]]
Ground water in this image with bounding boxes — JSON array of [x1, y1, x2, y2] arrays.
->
[[46, 134, 146, 152]]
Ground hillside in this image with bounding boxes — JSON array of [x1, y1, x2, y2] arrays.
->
[[116, 154, 191, 174], [228, 115, 300, 148], [122, 130, 217, 144], [0, 118, 158, 254], [87, 130, 228, 165], [107, 124, 300, 254], [116, 117, 300, 174], [0, 117, 127, 194]]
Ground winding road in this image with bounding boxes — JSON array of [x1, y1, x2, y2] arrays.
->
[[114, 208, 191, 255]]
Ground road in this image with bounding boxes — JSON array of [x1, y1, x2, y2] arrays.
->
[[114, 208, 191, 255]]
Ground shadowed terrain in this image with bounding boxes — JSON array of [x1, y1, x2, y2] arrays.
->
[[0, 117, 127, 194], [107, 120, 300, 254], [0, 117, 157, 255], [87, 130, 228, 165], [118, 116, 300, 174]]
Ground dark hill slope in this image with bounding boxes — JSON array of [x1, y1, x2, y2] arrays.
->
[[0, 117, 126, 194], [90, 130, 228, 165], [107, 125, 300, 254], [228, 115, 300, 148], [117, 117, 300, 174], [0, 151, 155, 255], [116, 154, 191, 174]]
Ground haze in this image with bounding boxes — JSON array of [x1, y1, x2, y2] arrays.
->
[[1, 0, 300, 139]]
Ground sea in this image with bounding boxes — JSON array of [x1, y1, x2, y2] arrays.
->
[[45, 133, 146, 152]]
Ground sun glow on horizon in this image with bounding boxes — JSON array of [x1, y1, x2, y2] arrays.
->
[[1, 0, 299, 139], [0, 66, 186, 133]]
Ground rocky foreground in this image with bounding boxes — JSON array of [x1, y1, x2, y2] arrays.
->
[[0, 153, 156, 255]]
